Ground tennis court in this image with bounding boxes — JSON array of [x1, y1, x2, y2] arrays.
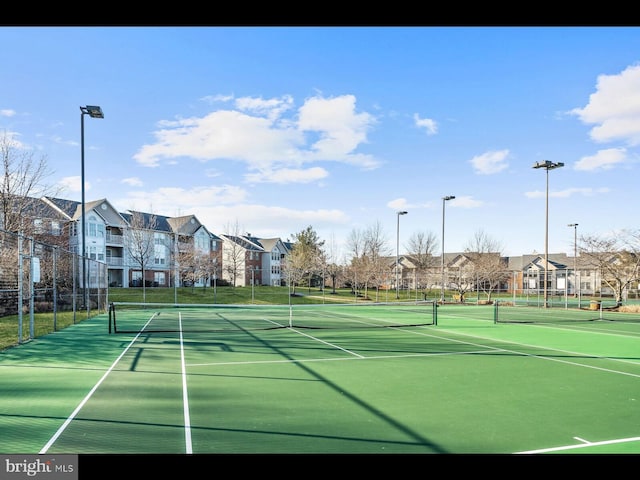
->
[[1, 301, 639, 455]]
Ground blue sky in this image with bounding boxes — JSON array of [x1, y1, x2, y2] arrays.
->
[[1, 26, 639, 258]]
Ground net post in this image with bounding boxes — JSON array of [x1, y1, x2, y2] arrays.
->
[[433, 301, 438, 326], [494, 300, 499, 324], [108, 302, 116, 333]]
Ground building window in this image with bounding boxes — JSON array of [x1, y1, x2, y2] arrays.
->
[[34, 219, 44, 234], [131, 271, 142, 287], [154, 233, 166, 245]]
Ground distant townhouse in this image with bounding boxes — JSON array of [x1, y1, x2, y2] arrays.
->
[[219, 233, 290, 287], [393, 251, 604, 298]]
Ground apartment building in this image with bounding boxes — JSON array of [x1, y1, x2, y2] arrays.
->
[[33, 196, 288, 289], [6, 194, 623, 297]]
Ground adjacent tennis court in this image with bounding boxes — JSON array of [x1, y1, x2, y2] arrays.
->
[[1, 301, 639, 455]]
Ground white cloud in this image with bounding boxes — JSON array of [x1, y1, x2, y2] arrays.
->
[[387, 198, 409, 211], [133, 93, 381, 177], [469, 149, 510, 174], [244, 167, 328, 184], [574, 148, 627, 171], [0, 130, 25, 147], [297, 95, 379, 167], [235, 95, 294, 121], [448, 196, 483, 208], [122, 177, 143, 187], [118, 185, 249, 212], [413, 113, 438, 135], [110, 185, 349, 237], [0, 109, 16, 117], [50, 135, 77, 146], [387, 198, 434, 211], [569, 63, 640, 145], [525, 187, 609, 199], [200, 94, 234, 104], [58, 176, 84, 193]]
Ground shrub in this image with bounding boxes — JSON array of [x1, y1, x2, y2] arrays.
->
[[618, 304, 640, 313]]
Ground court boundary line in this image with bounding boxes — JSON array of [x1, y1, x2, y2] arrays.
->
[[179, 313, 193, 454], [39, 314, 164, 454], [516, 435, 640, 454], [188, 324, 640, 380]]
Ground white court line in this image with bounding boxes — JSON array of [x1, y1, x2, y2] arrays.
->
[[182, 322, 640, 454], [418, 326, 640, 377], [287, 327, 365, 358], [187, 323, 640, 378], [188, 350, 490, 367], [516, 436, 640, 454], [179, 313, 193, 454], [39, 314, 159, 454]]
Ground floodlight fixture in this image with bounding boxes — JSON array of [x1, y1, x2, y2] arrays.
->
[[568, 223, 579, 298], [81, 105, 104, 119], [80, 104, 104, 314], [441, 196, 455, 302], [532, 160, 564, 307], [396, 211, 408, 299]]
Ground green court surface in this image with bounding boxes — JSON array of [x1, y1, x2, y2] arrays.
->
[[1, 303, 639, 456]]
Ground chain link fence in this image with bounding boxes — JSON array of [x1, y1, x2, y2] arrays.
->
[[0, 228, 108, 349]]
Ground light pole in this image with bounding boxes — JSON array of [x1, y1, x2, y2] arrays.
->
[[396, 210, 407, 299], [441, 195, 455, 303], [80, 105, 104, 312], [568, 223, 578, 297], [532, 160, 564, 308]]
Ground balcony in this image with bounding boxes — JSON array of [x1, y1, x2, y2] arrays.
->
[[106, 233, 124, 245], [107, 256, 123, 267]]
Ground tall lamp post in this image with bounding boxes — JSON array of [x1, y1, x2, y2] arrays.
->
[[441, 195, 455, 303], [396, 211, 407, 299], [568, 223, 578, 298], [532, 160, 564, 308], [80, 105, 104, 312]]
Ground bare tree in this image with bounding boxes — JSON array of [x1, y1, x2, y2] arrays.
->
[[200, 249, 220, 289], [464, 229, 510, 302], [580, 229, 640, 306], [177, 241, 198, 288], [363, 221, 392, 301], [448, 262, 476, 303], [406, 230, 439, 291], [323, 233, 344, 294], [126, 210, 158, 302], [0, 131, 60, 234], [345, 227, 365, 297], [221, 220, 245, 287], [346, 221, 391, 300]]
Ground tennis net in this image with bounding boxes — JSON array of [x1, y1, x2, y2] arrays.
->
[[494, 300, 640, 324], [108, 300, 437, 333]]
